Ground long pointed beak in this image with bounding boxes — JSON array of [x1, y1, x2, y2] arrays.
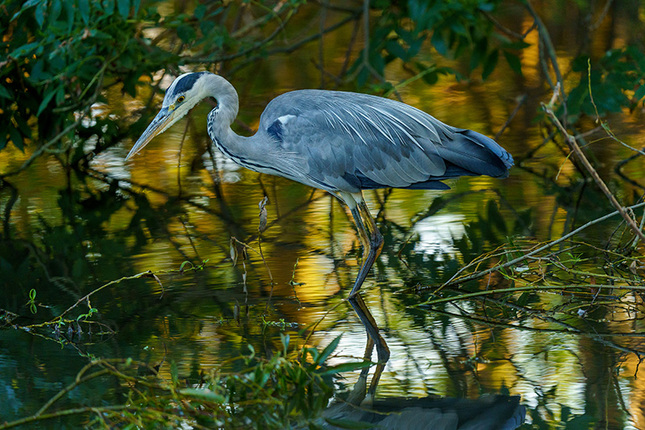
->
[[125, 107, 175, 160]]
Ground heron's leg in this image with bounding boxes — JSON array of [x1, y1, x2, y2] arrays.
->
[[348, 195, 384, 297], [349, 204, 370, 254], [358, 199, 384, 257]]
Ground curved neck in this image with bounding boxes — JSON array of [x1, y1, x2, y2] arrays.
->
[[199, 73, 239, 128], [202, 74, 250, 162]]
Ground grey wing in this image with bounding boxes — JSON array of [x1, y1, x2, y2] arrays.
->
[[258, 90, 513, 193]]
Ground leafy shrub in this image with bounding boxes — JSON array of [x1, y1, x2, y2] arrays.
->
[[1, 0, 173, 151]]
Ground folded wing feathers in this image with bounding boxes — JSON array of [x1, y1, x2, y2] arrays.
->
[[260, 91, 513, 192]]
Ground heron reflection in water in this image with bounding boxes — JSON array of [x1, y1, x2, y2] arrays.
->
[[330, 295, 526, 430], [126, 72, 513, 296]]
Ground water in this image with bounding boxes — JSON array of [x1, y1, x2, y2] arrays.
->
[[2, 4, 645, 429]]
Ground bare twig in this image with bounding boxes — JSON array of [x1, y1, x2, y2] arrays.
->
[[542, 84, 645, 242]]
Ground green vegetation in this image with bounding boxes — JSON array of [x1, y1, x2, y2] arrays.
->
[[4, 0, 643, 156], [0, 335, 364, 429]]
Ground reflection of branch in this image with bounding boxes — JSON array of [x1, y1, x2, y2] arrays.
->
[[213, 6, 298, 64], [494, 94, 527, 140], [55, 271, 160, 322], [0, 179, 18, 238], [0, 359, 162, 430], [0, 406, 128, 430], [482, 10, 536, 40], [229, 12, 360, 75], [425, 284, 645, 307], [428, 308, 644, 357], [525, 2, 565, 92], [590, 0, 615, 31]]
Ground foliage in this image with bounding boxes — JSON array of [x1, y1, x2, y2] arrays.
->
[[0, 0, 305, 156], [567, 46, 645, 120], [1, 0, 172, 152], [0, 335, 365, 429], [361, 0, 528, 88], [3, 0, 644, 159]]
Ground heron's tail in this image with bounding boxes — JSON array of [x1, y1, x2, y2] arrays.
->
[[438, 128, 514, 178], [404, 128, 513, 190]]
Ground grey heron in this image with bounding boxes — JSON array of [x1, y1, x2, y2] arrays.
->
[[126, 72, 513, 296]]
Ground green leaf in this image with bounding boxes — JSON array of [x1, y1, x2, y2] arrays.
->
[[11, 0, 42, 21], [503, 51, 523, 76], [63, 0, 75, 33], [103, 0, 115, 15], [634, 85, 645, 102], [0, 85, 12, 99], [478, 2, 495, 12], [78, 0, 90, 24], [470, 47, 484, 71], [482, 49, 499, 80], [194, 4, 206, 20], [448, 20, 467, 36], [9, 42, 40, 59], [431, 29, 448, 56], [132, 0, 141, 16], [37, 88, 58, 116], [179, 388, 226, 403], [9, 127, 24, 152], [179, 260, 193, 272], [503, 40, 531, 50], [280, 333, 289, 356], [117, 0, 130, 18], [385, 39, 407, 60], [470, 38, 488, 71], [317, 335, 341, 365], [55, 86, 65, 106], [35, 0, 47, 27], [49, 0, 62, 25], [170, 361, 179, 385], [177, 24, 196, 44], [14, 115, 32, 140]]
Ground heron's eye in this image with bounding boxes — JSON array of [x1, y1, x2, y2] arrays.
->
[[177, 95, 185, 103]]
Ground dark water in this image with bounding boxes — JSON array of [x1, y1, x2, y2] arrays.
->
[[2, 4, 645, 429]]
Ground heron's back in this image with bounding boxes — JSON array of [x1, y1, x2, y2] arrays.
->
[[255, 89, 513, 193]]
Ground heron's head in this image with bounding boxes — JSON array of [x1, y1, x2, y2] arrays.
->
[[126, 71, 220, 160]]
